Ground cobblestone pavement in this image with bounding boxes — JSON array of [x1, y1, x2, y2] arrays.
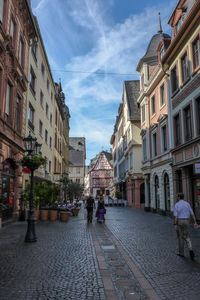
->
[[105, 206, 200, 300], [0, 211, 106, 300], [1, 206, 200, 300]]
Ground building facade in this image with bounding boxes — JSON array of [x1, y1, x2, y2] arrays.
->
[[162, 0, 200, 219], [68, 137, 86, 184], [89, 151, 113, 198], [0, 0, 36, 222], [136, 17, 174, 215]]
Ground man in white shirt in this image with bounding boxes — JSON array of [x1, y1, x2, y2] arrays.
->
[[173, 193, 198, 260]]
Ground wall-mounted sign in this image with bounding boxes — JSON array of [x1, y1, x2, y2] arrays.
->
[[194, 163, 200, 174]]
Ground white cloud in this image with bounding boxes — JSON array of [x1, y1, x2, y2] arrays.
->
[[32, 0, 176, 163]]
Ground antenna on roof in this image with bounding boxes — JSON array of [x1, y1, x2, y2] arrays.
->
[[158, 12, 163, 34]]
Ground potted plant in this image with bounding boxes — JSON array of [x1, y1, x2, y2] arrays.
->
[[49, 184, 60, 221], [36, 182, 49, 221], [21, 154, 46, 170], [60, 210, 71, 222]]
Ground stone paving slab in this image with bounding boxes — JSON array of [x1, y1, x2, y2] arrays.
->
[[105, 206, 200, 300], [0, 212, 106, 300]]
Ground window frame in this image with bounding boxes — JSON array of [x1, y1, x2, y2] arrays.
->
[[180, 51, 189, 84], [171, 64, 179, 95], [183, 103, 193, 142], [15, 94, 22, 133], [191, 34, 200, 72], [152, 131, 157, 157], [5, 82, 12, 120], [28, 103, 34, 130], [39, 120, 43, 137], [159, 83, 165, 108], [195, 95, 200, 136], [18, 38, 24, 68], [161, 124, 167, 152], [151, 94, 156, 117], [30, 66, 36, 94], [173, 112, 181, 147]]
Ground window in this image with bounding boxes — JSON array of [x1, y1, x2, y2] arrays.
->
[[160, 84, 165, 107], [162, 125, 167, 152], [160, 44, 165, 60], [41, 63, 45, 77], [19, 39, 24, 66], [40, 90, 44, 107], [176, 170, 182, 193], [15, 96, 21, 132], [141, 74, 144, 89], [51, 92, 53, 102], [76, 167, 80, 174], [50, 113, 52, 125], [10, 18, 15, 41], [28, 104, 34, 130], [151, 95, 155, 116], [171, 66, 178, 93], [31, 42, 37, 60], [49, 161, 51, 173], [30, 67, 36, 93], [129, 152, 133, 169], [0, 0, 4, 23], [141, 104, 145, 122], [45, 129, 48, 144], [155, 175, 159, 209], [181, 53, 189, 82], [196, 97, 200, 135], [39, 120, 43, 136], [5, 83, 11, 118], [143, 137, 147, 160], [184, 105, 192, 141], [174, 114, 181, 146], [49, 136, 52, 148], [192, 37, 200, 70], [164, 173, 170, 211], [152, 132, 157, 156], [46, 103, 49, 118], [76, 179, 80, 183], [47, 79, 49, 91]]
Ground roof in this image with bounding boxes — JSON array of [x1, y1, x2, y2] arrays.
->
[[124, 81, 140, 121], [69, 150, 84, 166]]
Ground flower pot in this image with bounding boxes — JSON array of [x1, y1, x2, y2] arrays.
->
[[34, 209, 40, 220], [60, 211, 70, 222], [49, 210, 57, 221], [40, 209, 49, 221], [74, 208, 80, 216]]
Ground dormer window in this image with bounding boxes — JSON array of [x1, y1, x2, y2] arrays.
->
[[160, 44, 165, 60]]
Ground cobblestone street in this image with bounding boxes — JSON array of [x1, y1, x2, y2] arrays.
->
[[1, 205, 200, 300]]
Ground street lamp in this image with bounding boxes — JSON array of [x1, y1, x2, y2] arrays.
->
[[23, 133, 42, 243]]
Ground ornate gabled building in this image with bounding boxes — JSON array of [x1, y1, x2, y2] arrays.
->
[[161, 0, 200, 219], [89, 151, 113, 197], [137, 14, 173, 215], [0, 0, 36, 222]]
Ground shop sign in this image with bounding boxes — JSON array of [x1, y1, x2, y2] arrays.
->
[[194, 163, 200, 174]]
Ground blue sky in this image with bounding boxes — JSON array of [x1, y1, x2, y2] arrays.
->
[[31, 0, 177, 165]]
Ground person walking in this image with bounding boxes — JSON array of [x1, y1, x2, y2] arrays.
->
[[173, 192, 199, 260], [85, 195, 95, 223]]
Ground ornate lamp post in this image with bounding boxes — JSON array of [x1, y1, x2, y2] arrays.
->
[[23, 133, 42, 242]]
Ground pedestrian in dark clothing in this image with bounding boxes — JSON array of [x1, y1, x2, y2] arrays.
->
[[173, 193, 199, 260], [86, 195, 95, 222]]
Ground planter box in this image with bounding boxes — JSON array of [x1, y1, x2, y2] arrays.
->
[[40, 209, 49, 221], [49, 210, 58, 221], [60, 211, 70, 222], [34, 210, 40, 221]]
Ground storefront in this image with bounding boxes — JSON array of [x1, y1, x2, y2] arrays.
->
[[0, 159, 16, 221]]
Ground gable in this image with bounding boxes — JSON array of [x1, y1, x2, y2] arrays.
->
[[93, 153, 112, 170]]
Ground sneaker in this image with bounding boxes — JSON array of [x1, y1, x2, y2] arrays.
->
[[189, 250, 195, 260]]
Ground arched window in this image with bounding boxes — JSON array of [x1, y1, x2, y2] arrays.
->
[[155, 175, 159, 209], [164, 173, 170, 211]]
